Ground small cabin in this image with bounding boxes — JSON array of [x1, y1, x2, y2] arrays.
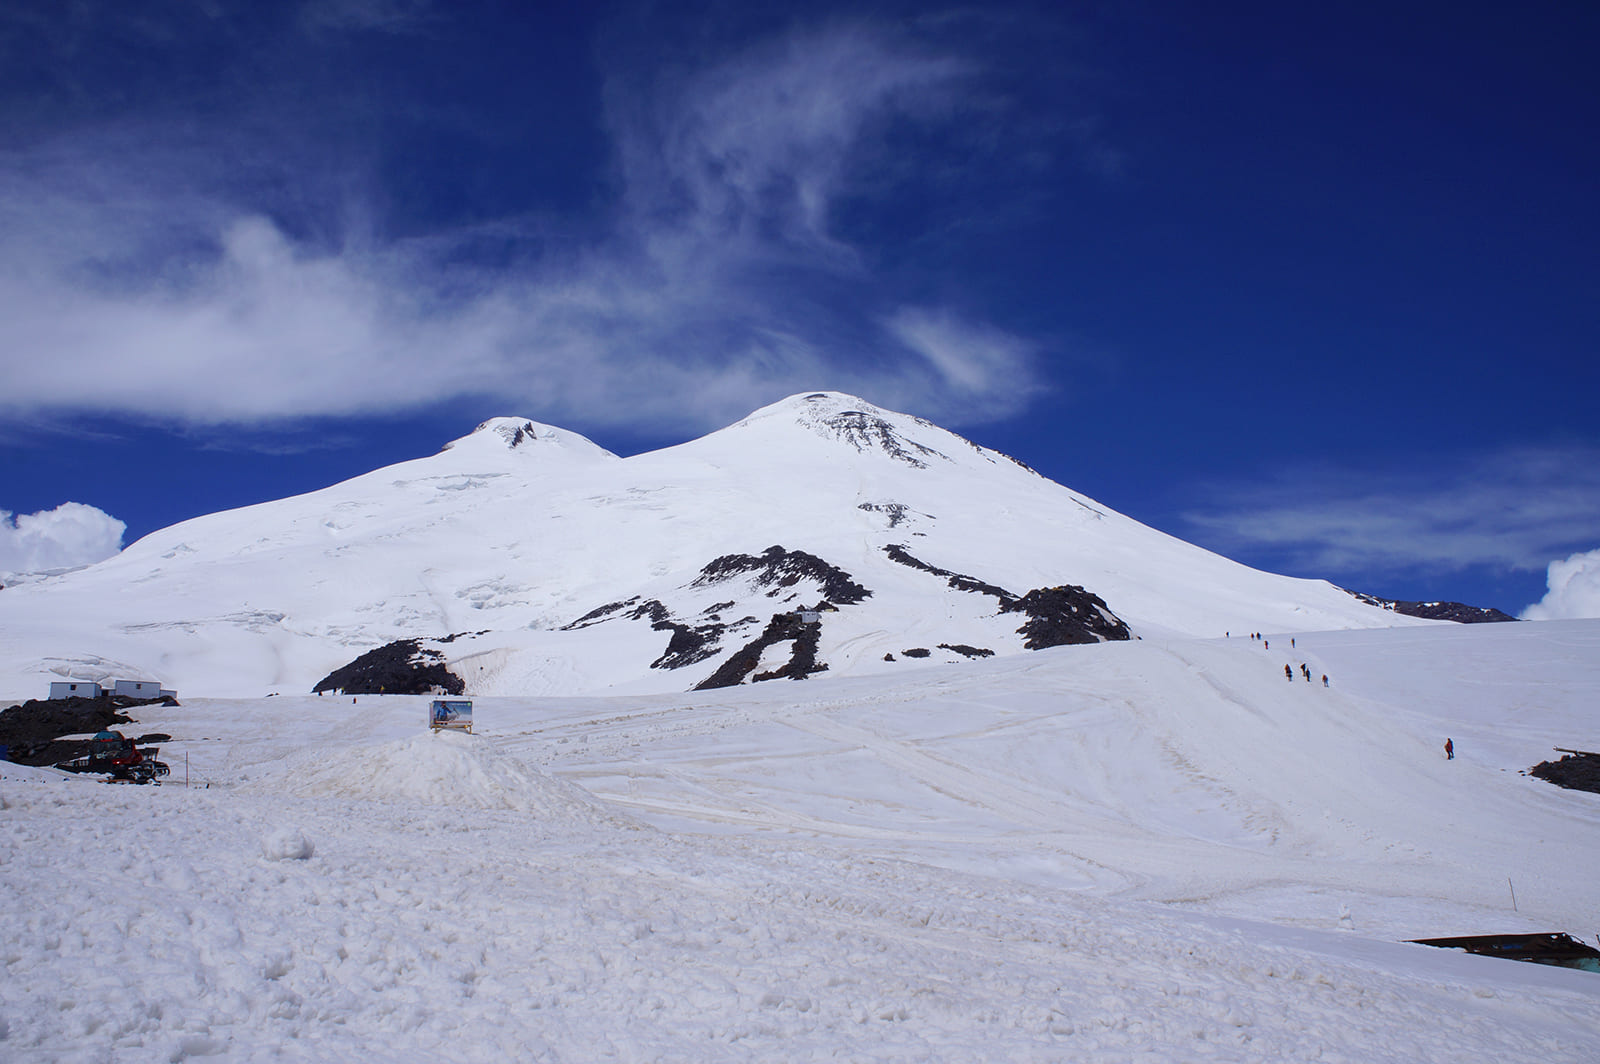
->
[[48, 678, 176, 701], [48, 681, 105, 700]]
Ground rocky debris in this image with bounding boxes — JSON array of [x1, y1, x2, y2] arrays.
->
[[652, 615, 757, 671], [564, 596, 753, 671], [858, 502, 924, 528], [817, 409, 950, 469], [693, 545, 871, 606], [0, 695, 175, 767], [1344, 589, 1518, 624], [939, 644, 994, 659], [313, 639, 465, 696], [1529, 751, 1600, 795], [694, 612, 828, 690], [436, 629, 492, 644], [562, 596, 655, 630], [883, 544, 1011, 599], [902, 648, 931, 658], [999, 586, 1131, 649]]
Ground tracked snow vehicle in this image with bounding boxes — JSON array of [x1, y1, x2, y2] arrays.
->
[[59, 730, 171, 784]]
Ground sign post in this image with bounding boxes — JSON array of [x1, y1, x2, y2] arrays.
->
[[429, 699, 473, 733]]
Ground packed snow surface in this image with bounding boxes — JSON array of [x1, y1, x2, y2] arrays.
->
[[4, 619, 1598, 1061]]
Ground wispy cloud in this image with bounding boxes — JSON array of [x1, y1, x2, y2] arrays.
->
[[1180, 446, 1600, 581], [0, 12, 1062, 436]]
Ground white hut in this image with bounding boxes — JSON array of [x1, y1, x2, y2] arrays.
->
[[48, 681, 105, 700]]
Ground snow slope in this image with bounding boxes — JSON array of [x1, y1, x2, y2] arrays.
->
[[0, 393, 1428, 700], [3, 619, 1596, 1061]]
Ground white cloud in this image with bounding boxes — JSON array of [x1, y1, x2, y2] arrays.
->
[[1521, 548, 1600, 620], [0, 503, 126, 576], [0, 20, 1045, 436]]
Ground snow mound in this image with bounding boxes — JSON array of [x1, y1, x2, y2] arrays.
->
[[258, 730, 633, 824], [261, 826, 314, 860]]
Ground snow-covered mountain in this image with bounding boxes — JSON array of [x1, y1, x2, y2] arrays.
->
[[0, 392, 1429, 698]]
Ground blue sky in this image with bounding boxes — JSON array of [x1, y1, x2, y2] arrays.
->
[[2, 0, 1597, 618]]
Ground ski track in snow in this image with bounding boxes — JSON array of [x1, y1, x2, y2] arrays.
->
[[3, 622, 1600, 1061]]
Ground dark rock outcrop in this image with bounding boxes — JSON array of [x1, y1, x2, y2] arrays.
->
[[1530, 751, 1600, 795], [694, 612, 828, 690], [938, 644, 994, 659], [999, 585, 1131, 649], [693, 545, 871, 606], [884, 544, 1131, 649], [564, 596, 752, 671], [313, 639, 464, 696], [1345, 589, 1518, 624], [883, 544, 1011, 599]]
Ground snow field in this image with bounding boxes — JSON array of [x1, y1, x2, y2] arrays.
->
[[3, 619, 1598, 1060], [3, 781, 1594, 1062]]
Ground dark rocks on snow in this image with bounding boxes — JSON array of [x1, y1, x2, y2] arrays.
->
[[939, 644, 994, 659], [883, 544, 1011, 600], [1345, 589, 1518, 624], [694, 612, 828, 690], [561, 597, 647, 630], [883, 544, 1131, 649], [858, 502, 923, 528], [313, 639, 465, 696], [820, 410, 949, 469], [902, 648, 931, 658], [564, 595, 755, 672], [1529, 752, 1600, 795], [999, 586, 1131, 649], [651, 616, 746, 671], [436, 630, 491, 644], [0, 695, 174, 767], [693, 545, 871, 606]]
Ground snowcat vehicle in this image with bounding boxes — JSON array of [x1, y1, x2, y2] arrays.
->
[[60, 730, 171, 784]]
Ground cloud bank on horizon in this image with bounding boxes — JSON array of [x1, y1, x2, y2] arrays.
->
[[0, 8, 1052, 435]]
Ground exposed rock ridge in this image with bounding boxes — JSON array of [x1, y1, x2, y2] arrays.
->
[[694, 611, 827, 690], [693, 545, 871, 605], [1344, 589, 1518, 624], [562, 596, 752, 670], [883, 544, 1131, 648], [312, 639, 465, 695]]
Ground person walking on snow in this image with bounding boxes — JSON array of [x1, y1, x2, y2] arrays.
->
[[1445, 738, 1454, 760], [1285, 664, 1293, 681], [1321, 674, 1329, 687]]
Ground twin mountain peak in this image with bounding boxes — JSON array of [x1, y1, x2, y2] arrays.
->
[[3, 392, 1499, 699]]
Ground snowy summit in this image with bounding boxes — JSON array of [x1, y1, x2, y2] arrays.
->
[[0, 392, 1427, 698]]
